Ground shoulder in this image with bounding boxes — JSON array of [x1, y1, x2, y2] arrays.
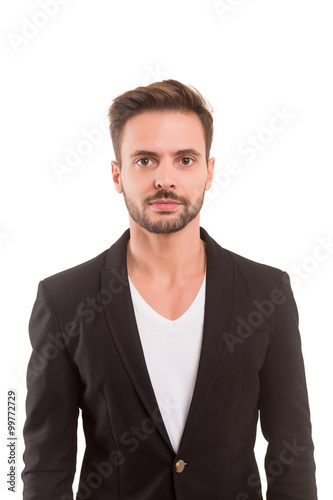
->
[[38, 248, 109, 310], [213, 238, 287, 295], [225, 246, 287, 294], [203, 227, 287, 293], [224, 246, 283, 276]]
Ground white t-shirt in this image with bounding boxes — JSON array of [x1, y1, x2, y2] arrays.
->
[[128, 268, 206, 454]]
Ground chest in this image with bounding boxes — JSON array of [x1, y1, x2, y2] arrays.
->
[[128, 274, 205, 321]]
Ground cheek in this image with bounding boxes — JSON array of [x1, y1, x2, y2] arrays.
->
[[188, 179, 207, 195], [121, 172, 140, 192], [122, 177, 150, 203]]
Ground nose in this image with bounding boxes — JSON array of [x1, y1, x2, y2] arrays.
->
[[154, 159, 177, 190]]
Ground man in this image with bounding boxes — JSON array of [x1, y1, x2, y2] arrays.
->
[[22, 79, 318, 500]]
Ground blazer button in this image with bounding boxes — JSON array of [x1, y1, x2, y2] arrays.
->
[[175, 459, 186, 473]]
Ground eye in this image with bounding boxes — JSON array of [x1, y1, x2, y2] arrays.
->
[[179, 157, 194, 166], [136, 157, 154, 167]]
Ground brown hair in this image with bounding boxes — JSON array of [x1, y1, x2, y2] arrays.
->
[[107, 79, 214, 169]]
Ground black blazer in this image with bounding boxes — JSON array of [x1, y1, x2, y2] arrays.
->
[[22, 227, 318, 500]]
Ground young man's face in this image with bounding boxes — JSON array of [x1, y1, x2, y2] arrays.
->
[[111, 111, 215, 234]]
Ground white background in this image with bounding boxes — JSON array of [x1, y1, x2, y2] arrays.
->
[[1, 0, 332, 498]]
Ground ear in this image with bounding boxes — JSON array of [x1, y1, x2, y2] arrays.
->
[[111, 161, 122, 193], [205, 157, 215, 190]]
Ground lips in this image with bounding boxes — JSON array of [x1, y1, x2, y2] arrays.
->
[[149, 200, 182, 210], [150, 200, 181, 204]]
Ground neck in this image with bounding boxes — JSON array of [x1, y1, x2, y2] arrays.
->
[[126, 224, 206, 286]]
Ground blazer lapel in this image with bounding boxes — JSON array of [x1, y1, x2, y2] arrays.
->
[[101, 226, 236, 455]]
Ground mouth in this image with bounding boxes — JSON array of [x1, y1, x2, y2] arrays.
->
[[149, 201, 182, 211]]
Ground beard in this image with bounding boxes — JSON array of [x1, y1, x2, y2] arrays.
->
[[121, 185, 206, 234]]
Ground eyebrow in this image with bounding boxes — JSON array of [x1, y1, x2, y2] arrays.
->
[[130, 148, 202, 159]]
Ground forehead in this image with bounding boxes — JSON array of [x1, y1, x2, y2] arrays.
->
[[120, 111, 206, 154]]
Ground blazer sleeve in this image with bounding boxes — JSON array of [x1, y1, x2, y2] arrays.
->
[[258, 271, 318, 500], [22, 280, 80, 500]]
